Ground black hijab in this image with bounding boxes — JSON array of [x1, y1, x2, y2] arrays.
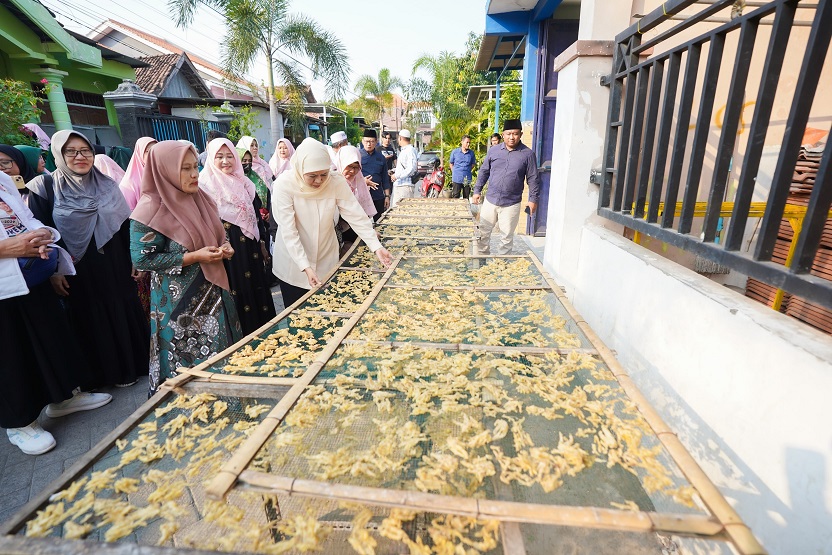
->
[[0, 144, 36, 182]]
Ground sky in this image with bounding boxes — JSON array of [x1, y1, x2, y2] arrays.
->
[[42, 0, 488, 101]]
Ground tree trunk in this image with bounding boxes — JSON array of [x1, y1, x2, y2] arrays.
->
[[267, 54, 280, 148]]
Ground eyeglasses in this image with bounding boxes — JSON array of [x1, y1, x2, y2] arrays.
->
[[0, 159, 14, 169], [64, 148, 94, 158], [214, 155, 236, 162]]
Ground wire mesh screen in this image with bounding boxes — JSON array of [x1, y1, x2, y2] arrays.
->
[[255, 346, 704, 517], [375, 223, 475, 238], [343, 242, 472, 270], [203, 312, 345, 378], [390, 257, 548, 288], [297, 269, 381, 314], [352, 288, 592, 348], [19, 391, 277, 549]]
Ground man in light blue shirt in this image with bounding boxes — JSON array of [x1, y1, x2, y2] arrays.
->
[[391, 129, 418, 207], [449, 135, 476, 199]]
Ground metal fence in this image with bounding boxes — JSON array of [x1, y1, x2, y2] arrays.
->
[[136, 114, 229, 152], [598, 0, 832, 309]]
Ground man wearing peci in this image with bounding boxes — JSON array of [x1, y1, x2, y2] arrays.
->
[[471, 119, 540, 255], [359, 129, 392, 220], [449, 135, 476, 199]]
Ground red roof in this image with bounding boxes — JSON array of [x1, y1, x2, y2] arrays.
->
[[106, 19, 243, 85]]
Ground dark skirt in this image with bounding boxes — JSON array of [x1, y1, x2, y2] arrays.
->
[[278, 279, 309, 308], [63, 225, 150, 387], [0, 281, 94, 428], [223, 222, 277, 335]]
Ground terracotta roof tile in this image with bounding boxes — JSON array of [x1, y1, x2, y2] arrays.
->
[[134, 53, 179, 96], [107, 19, 238, 83]]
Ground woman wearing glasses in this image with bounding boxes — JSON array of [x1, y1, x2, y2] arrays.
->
[[27, 131, 149, 390]]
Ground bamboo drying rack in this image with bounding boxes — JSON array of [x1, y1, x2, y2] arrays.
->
[[0, 198, 766, 555], [201, 199, 766, 554]]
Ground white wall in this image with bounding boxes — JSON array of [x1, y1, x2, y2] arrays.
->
[[552, 225, 832, 555], [542, 1, 832, 552]]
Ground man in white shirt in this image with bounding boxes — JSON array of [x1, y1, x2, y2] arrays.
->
[[390, 129, 417, 207]]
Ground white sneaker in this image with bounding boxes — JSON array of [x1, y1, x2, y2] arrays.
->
[[45, 392, 112, 418], [7, 421, 56, 455]]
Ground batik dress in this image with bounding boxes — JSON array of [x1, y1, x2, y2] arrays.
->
[[130, 220, 242, 395]]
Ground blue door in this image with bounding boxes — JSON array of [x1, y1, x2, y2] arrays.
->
[[528, 19, 579, 236]]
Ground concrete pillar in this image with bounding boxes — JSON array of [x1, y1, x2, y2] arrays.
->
[[103, 80, 157, 150], [31, 68, 71, 131], [542, 0, 634, 291], [212, 101, 235, 126]]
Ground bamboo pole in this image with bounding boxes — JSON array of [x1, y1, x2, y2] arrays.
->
[[339, 339, 598, 356], [298, 310, 356, 318], [176, 367, 300, 386], [383, 284, 549, 291], [402, 254, 526, 259], [381, 235, 478, 240], [376, 222, 479, 230], [337, 266, 387, 274], [237, 471, 727, 539], [205, 255, 405, 501], [526, 253, 767, 555]]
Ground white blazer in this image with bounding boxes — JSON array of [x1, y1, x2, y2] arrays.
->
[[0, 173, 75, 300], [272, 179, 382, 289]]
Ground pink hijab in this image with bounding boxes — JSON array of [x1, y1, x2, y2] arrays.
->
[[268, 138, 295, 179], [236, 136, 273, 185], [119, 137, 156, 209], [132, 141, 229, 291], [94, 154, 126, 183], [335, 146, 377, 217], [199, 138, 259, 241]]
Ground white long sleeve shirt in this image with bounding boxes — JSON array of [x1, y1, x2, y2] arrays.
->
[[392, 144, 418, 187], [271, 179, 382, 289]]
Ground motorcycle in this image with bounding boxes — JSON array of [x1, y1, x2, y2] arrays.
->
[[421, 159, 445, 198]]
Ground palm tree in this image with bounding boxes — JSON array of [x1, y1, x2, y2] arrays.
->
[[411, 52, 472, 159], [169, 0, 350, 147], [354, 68, 403, 131]]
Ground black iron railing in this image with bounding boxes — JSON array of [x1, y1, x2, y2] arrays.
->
[[599, 0, 832, 309], [136, 115, 229, 152]]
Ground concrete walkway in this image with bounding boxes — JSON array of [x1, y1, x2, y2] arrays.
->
[[0, 286, 287, 530]]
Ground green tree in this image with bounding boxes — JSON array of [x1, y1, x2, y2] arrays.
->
[[408, 33, 511, 162], [0, 79, 43, 146], [354, 68, 403, 130], [169, 0, 350, 148]]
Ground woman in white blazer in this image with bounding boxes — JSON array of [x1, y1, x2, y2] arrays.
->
[[271, 138, 392, 307], [0, 173, 111, 455]]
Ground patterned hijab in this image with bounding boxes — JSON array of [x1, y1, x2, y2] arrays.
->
[[199, 138, 259, 241], [236, 135, 273, 185], [268, 138, 295, 179], [131, 141, 229, 290], [27, 130, 130, 262], [119, 137, 157, 210]]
